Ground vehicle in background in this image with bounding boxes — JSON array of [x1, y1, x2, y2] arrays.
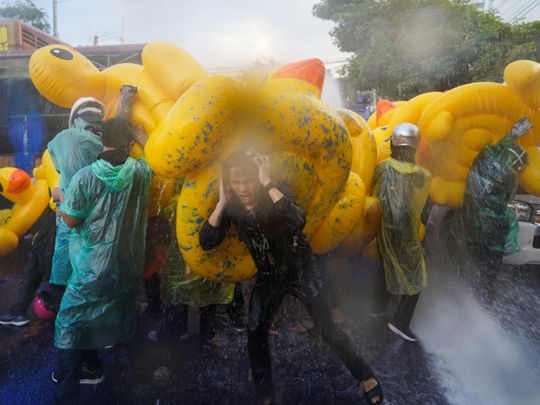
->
[[504, 194, 540, 268]]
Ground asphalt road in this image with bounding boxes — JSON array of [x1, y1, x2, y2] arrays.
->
[[1, 230, 539, 404]]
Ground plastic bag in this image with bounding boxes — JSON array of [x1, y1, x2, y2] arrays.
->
[[374, 158, 432, 295]]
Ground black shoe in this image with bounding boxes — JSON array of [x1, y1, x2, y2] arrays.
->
[[80, 362, 105, 384], [387, 322, 418, 342], [51, 366, 105, 385], [229, 316, 246, 332], [257, 394, 275, 405], [368, 310, 387, 320], [0, 313, 29, 326]]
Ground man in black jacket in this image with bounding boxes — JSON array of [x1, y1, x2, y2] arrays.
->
[[200, 150, 382, 405]]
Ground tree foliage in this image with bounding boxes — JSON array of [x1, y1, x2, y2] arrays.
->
[[0, 0, 51, 33], [313, 0, 540, 100]]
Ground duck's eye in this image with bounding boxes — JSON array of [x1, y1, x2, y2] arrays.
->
[[50, 48, 73, 61]]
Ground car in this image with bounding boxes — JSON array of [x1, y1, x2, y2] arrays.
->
[[503, 194, 540, 268]]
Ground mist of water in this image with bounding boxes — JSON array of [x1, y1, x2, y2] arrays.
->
[[413, 209, 540, 405], [321, 71, 344, 108]]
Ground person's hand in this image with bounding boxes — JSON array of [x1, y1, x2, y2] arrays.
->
[[511, 117, 532, 138], [51, 187, 63, 203], [253, 153, 271, 186], [133, 124, 148, 148], [218, 174, 228, 206]]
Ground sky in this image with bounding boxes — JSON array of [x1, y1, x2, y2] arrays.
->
[[30, 0, 540, 70], [32, 0, 345, 69]]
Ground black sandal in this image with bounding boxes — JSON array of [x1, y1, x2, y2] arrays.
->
[[363, 377, 383, 404]]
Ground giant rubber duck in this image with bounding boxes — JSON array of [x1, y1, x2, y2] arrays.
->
[[0, 168, 49, 255]]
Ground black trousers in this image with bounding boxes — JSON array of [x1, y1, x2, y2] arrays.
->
[[247, 267, 373, 399], [161, 284, 245, 340], [54, 349, 100, 405], [143, 272, 162, 315], [10, 252, 49, 315], [373, 263, 420, 327], [392, 293, 420, 327], [10, 230, 55, 315], [315, 254, 339, 309]]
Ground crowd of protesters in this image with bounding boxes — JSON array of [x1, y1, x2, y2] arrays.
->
[[0, 92, 531, 405]]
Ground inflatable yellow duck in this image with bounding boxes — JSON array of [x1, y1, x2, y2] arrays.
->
[[0, 168, 49, 256]]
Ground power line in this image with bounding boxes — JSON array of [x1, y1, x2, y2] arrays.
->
[[499, 0, 527, 17], [509, 0, 535, 19], [508, 0, 540, 21], [519, 0, 540, 18]]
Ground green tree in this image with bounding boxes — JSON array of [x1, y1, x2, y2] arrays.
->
[[313, 0, 539, 100], [0, 0, 51, 33]]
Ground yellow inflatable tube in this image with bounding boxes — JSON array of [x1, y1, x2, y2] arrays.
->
[[310, 172, 366, 253], [335, 196, 382, 257], [504, 60, 540, 109], [386, 92, 443, 137], [33, 149, 60, 211], [337, 109, 377, 190], [30, 42, 205, 135], [144, 75, 244, 178], [177, 152, 319, 281], [0, 168, 49, 256], [418, 82, 540, 206], [168, 59, 355, 281]]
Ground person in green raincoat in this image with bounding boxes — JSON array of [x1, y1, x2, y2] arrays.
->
[[52, 118, 151, 404], [461, 117, 531, 305], [373, 123, 431, 342], [43, 97, 105, 312]]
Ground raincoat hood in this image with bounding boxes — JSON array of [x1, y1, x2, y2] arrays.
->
[[47, 119, 103, 193], [92, 157, 137, 192]]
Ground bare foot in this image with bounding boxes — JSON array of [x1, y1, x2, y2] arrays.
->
[[361, 377, 381, 404]]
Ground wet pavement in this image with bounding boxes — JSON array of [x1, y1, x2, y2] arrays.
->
[[1, 229, 539, 404]]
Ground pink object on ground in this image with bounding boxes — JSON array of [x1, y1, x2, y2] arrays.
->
[[33, 296, 56, 320]]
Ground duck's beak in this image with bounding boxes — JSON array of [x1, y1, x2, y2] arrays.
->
[[270, 58, 325, 92], [5, 169, 31, 194]]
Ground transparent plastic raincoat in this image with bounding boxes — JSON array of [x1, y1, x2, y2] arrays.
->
[[54, 157, 151, 349], [48, 117, 103, 285], [462, 133, 521, 255], [374, 158, 432, 295]]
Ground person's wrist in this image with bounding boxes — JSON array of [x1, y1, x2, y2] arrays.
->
[[263, 181, 279, 192], [260, 177, 271, 187]]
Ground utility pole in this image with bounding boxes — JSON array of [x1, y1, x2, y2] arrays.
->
[[52, 0, 58, 37]]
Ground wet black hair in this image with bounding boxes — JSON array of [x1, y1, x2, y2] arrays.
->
[[101, 117, 133, 150], [222, 149, 259, 176]]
